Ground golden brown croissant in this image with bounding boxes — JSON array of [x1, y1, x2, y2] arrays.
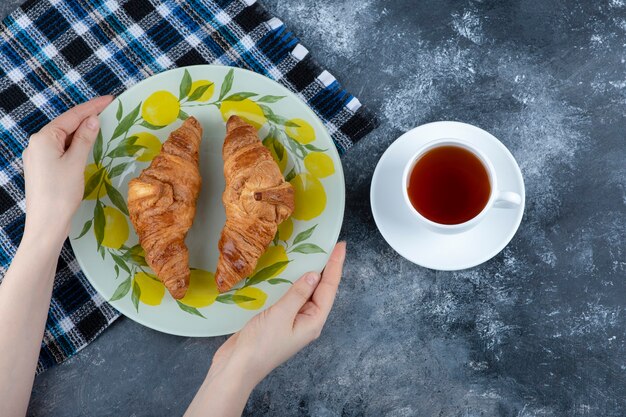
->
[[127, 117, 202, 299], [215, 116, 295, 292]]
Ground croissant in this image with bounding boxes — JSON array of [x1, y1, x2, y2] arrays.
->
[[215, 116, 295, 292], [127, 117, 202, 299]]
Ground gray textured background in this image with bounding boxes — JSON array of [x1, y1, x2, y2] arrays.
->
[[2, 0, 624, 416]]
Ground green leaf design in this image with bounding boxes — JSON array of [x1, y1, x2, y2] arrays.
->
[[83, 168, 105, 199], [109, 162, 130, 178], [283, 120, 301, 128], [112, 103, 141, 140], [272, 137, 285, 160], [187, 83, 213, 102], [140, 120, 166, 130], [110, 276, 131, 301], [178, 109, 190, 120], [104, 182, 129, 215], [176, 300, 206, 318], [259, 104, 276, 119], [131, 279, 141, 312], [114, 264, 119, 279], [125, 244, 148, 267], [219, 68, 234, 100], [223, 92, 257, 101], [290, 243, 326, 254], [116, 100, 123, 122], [94, 201, 105, 249], [128, 244, 144, 256], [304, 143, 328, 152], [74, 219, 92, 240], [119, 135, 139, 147], [111, 252, 131, 273], [179, 69, 192, 100], [246, 260, 289, 287], [99, 245, 106, 259], [260, 105, 291, 126], [270, 114, 290, 126], [93, 130, 103, 164], [216, 294, 256, 304], [293, 225, 317, 246], [268, 278, 292, 285], [285, 167, 296, 182], [107, 144, 146, 158], [257, 95, 285, 103], [145, 272, 160, 282], [131, 255, 148, 267]]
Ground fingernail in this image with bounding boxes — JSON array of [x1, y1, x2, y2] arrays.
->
[[305, 272, 320, 286], [86, 117, 99, 130]]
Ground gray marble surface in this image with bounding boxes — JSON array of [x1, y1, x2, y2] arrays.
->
[[3, 0, 624, 416]]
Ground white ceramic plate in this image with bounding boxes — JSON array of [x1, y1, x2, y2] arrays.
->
[[70, 65, 345, 336], [371, 121, 525, 270]]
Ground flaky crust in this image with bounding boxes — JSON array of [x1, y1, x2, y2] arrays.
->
[[215, 116, 295, 292], [127, 117, 202, 299]]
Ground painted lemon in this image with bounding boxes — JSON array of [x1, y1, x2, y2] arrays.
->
[[220, 98, 267, 130], [285, 118, 315, 144], [100, 206, 129, 249], [289, 173, 327, 220], [189, 80, 215, 102], [234, 287, 268, 310], [266, 137, 289, 172], [253, 245, 288, 277], [180, 269, 219, 308], [141, 91, 180, 126], [133, 132, 162, 162], [278, 217, 293, 241], [84, 163, 109, 200], [304, 152, 335, 178], [134, 272, 165, 306]]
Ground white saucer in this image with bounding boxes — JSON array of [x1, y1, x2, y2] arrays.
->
[[370, 121, 525, 270]]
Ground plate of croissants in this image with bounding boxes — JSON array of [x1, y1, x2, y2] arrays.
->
[[70, 65, 345, 336]]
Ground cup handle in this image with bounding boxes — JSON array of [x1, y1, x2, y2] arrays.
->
[[493, 191, 522, 208]]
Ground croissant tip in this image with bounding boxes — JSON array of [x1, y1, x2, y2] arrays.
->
[[184, 115, 201, 128], [226, 115, 247, 131]]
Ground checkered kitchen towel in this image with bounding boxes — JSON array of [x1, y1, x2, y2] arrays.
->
[[0, 0, 377, 372]]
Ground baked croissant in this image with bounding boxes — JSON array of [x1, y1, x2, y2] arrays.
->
[[127, 117, 202, 299], [215, 116, 295, 292]]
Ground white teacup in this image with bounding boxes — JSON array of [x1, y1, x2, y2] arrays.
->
[[402, 138, 522, 234]]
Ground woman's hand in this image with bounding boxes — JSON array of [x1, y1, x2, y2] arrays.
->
[[0, 97, 113, 417], [22, 95, 113, 243], [185, 242, 347, 417]]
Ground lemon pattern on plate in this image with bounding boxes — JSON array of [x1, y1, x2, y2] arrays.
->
[[77, 68, 337, 317], [83, 163, 109, 200], [100, 206, 129, 249], [134, 272, 165, 306], [189, 80, 215, 102], [278, 217, 293, 241], [234, 287, 268, 310], [141, 91, 180, 126], [254, 246, 289, 277], [133, 132, 162, 162], [180, 269, 219, 308], [290, 173, 327, 221], [220, 98, 267, 130], [304, 152, 335, 178], [285, 118, 315, 144]]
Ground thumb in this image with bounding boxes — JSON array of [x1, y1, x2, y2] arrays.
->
[[65, 116, 99, 163], [274, 272, 320, 317]]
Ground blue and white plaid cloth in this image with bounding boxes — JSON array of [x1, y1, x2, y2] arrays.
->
[[0, 0, 377, 372]]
